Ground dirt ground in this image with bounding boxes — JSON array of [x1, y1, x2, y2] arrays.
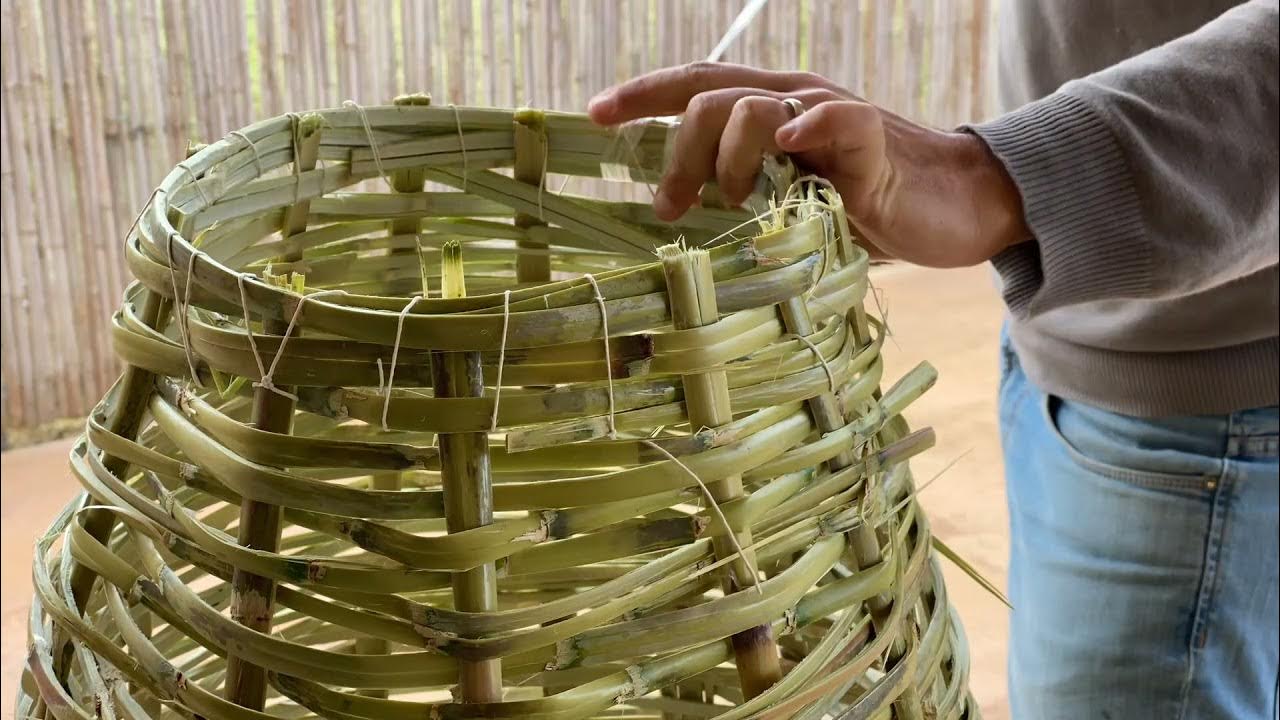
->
[[0, 264, 1011, 719]]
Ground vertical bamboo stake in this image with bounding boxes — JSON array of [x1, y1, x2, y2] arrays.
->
[[842, 2, 862, 96], [1, 6, 52, 426], [223, 115, 322, 711], [351, 94, 429, 694], [45, 0, 97, 418], [906, 0, 928, 118], [0, 81, 32, 430], [659, 244, 782, 700], [502, 0, 516, 106], [258, 0, 281, 115], [433, 241, 504, 702], [968, 0, 989, 121], [513, 110, 549, 283]]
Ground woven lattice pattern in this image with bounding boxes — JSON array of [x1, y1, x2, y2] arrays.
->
[[17, 101, 976, 720]]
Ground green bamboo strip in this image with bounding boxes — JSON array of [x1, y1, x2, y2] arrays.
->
[[224, 114, 322, 711], [434, 240, 503, 702], [659, 242, 782, 701]]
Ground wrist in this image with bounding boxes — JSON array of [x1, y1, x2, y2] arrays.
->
[[955, 130, 1032, 257]]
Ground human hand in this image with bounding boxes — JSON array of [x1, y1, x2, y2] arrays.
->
[[588, 62, 1030, 268]]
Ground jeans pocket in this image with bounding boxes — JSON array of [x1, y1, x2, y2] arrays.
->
[[1042, 394, 1222, 491]]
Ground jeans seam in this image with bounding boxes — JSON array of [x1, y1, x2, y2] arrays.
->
[[1176, 465, 1236, 720]]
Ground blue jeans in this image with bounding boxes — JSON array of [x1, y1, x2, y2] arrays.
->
[[999, 333, 1279, 720]]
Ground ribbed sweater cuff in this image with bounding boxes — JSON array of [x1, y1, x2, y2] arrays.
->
[[965, 91, 1150, 316]]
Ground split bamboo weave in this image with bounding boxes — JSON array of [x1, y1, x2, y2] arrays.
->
[[17, 101, 977, 720]]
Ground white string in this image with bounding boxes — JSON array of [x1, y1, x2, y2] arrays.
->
[[126, 188, 162, 244], [489, 290, 512, 432], [236, 273, 297, 402], [641, 439, 763, 595], [375, 357, 385, 394], [786, 332, 837, 395], [343, 100, 393, 191], [166, 232, 201, 385], [583, 274, 616, 438], [229, 130, 265, 177], [176, 161, 212, 206], [262, 289, 346, 390], [382, 296, 422, 431], [450, 104, 469, 192]]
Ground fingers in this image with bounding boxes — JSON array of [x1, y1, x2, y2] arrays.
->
[[778, 101, 890, 213], [653, 88, 766, 220], [655, 88, 842, 220], [588, 62, 830, 125], [714, 97, 792, 206]]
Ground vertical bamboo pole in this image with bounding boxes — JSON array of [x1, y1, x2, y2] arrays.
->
[[502, 0, 516, 106], [513, 111, 549, 283], [258, 0, 282, 115], [841, 2, 862, 95], [659, 244, 782, 700], [1, 4, 53, 426], [433, 241, 503, 702], [906, 0, 928, 118], [44, 0, 97, 419], [223, 115, 322, 711], [0, 69, 32, 431], [161, 2, 192, 160], [778, 292, 924, 720], [351, 94, 429, 694], [962, 0, 983, 120], [482, 0, 496, 104]]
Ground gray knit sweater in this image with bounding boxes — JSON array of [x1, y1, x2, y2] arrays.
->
[[970, 0, 1278, 417]]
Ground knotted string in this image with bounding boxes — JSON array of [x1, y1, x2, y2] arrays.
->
[[236, 273, 296, 402], [229, 130, 265, 177], [582, 274, 616, 438], [381, 295, 422, 431], [489, 290, 512, 432], [176, 161, 212, 206], [786, 332, 837, 394]]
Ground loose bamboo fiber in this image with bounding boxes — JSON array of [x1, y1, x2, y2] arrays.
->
[[16, 100, 977, 720]]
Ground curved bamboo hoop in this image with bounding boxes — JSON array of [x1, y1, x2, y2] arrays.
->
[[16, 102, 977, 720]]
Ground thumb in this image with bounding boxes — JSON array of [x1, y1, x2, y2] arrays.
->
[[775, 100, 885, 157]]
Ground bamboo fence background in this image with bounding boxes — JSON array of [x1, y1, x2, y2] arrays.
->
[[0, 0, 995, 443]]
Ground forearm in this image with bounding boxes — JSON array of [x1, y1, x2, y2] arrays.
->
[[970, 0, 1279, 317]]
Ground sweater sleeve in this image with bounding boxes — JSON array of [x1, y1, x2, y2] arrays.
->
[[967, 0, 1279, 318]]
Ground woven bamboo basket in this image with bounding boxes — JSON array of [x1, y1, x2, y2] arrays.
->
[[16, 99, 977, 720]]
